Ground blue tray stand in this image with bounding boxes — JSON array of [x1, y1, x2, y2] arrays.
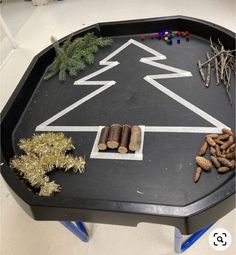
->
[[60, 221, 213, 253]]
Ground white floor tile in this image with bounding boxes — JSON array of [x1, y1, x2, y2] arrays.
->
[[0, 0, 35, 36]]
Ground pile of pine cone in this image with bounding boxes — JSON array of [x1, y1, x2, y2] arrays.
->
[[194, 128, 235, 182]]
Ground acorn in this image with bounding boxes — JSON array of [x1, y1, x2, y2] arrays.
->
[[196, 156, 212, 171]]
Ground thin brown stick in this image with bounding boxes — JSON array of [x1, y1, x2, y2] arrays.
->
[[215, 56, 220, 85], [228, 66, 231, 83], [226, 86, 233, 105], [210, 37, 218, 54], [201, 49, 236, 66], [205, 52, 211, 87], [220, 46, 225, 80], [197, 61, 205, 81], [218, 38, 224, 47]]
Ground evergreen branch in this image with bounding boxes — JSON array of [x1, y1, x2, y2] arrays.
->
[[44, 33, 113, 82]]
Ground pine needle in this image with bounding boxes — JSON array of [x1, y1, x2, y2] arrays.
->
[[44, 33, 113, 81]]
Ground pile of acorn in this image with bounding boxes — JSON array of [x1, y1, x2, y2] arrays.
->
[[194, 128, 235, 182], [140, 30, 190, 45], [98, 124, 141, 154]]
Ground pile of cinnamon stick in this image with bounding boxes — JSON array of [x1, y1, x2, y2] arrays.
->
[[194, 128, 235, 182], [197, 38, 235, 105], [98, 124, 141, 154]]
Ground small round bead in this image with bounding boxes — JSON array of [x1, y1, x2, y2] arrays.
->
[[177, 38, 181, 44], [140, 35, 145, 41]]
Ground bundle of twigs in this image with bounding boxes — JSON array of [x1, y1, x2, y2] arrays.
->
[[197, 38, 236, 105]]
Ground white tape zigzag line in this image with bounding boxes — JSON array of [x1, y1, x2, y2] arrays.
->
[[36, 126, 223, 134], [143, 75, 229, 129], [36, 39, 229, 133], [36, 82, 115, 128], [36, 39, 167, 130]]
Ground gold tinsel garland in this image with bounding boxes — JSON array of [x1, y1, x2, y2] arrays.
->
[[10, 133, 85, 196]]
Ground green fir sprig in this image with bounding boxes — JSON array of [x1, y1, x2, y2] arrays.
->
[[44, 33, 113, 81]]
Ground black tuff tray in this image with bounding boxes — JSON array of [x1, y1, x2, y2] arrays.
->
[[1, 16, 235, 234]]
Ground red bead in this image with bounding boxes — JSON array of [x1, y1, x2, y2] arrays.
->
[[185, 31, 189, 36], [140, 35, 145, 41], [186, 36, 190, 41], [176, 31, 181, 36]]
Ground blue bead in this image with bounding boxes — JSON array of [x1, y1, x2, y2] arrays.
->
[[177, 39, 180, 44]]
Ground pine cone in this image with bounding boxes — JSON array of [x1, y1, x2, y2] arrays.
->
[[221, 136, 234, 150], [194, 167, 202, 183], [214, 139, 224, 145], [217, 134, 229, 141], [222, 128, 233, 136], [225, 152, 235, 160], [211, 156, 221, 169], [218, 167, 231, 173], [199, 141, 208, 156], [206, 136, 216, 147], [210, 147, 216, 156], [217, 157, 233, 168], [230, 160, 235, 169], [196, 156, 212, 171]]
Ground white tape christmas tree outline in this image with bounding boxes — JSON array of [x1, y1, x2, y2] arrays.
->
[[36, 39, 229, 133]]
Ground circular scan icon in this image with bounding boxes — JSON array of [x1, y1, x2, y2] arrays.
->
[[209, 228, 232, 251]]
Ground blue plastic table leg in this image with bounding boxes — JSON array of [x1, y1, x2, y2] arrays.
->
[[60, 221, 89, 242], [174, 223, 213, 253]]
